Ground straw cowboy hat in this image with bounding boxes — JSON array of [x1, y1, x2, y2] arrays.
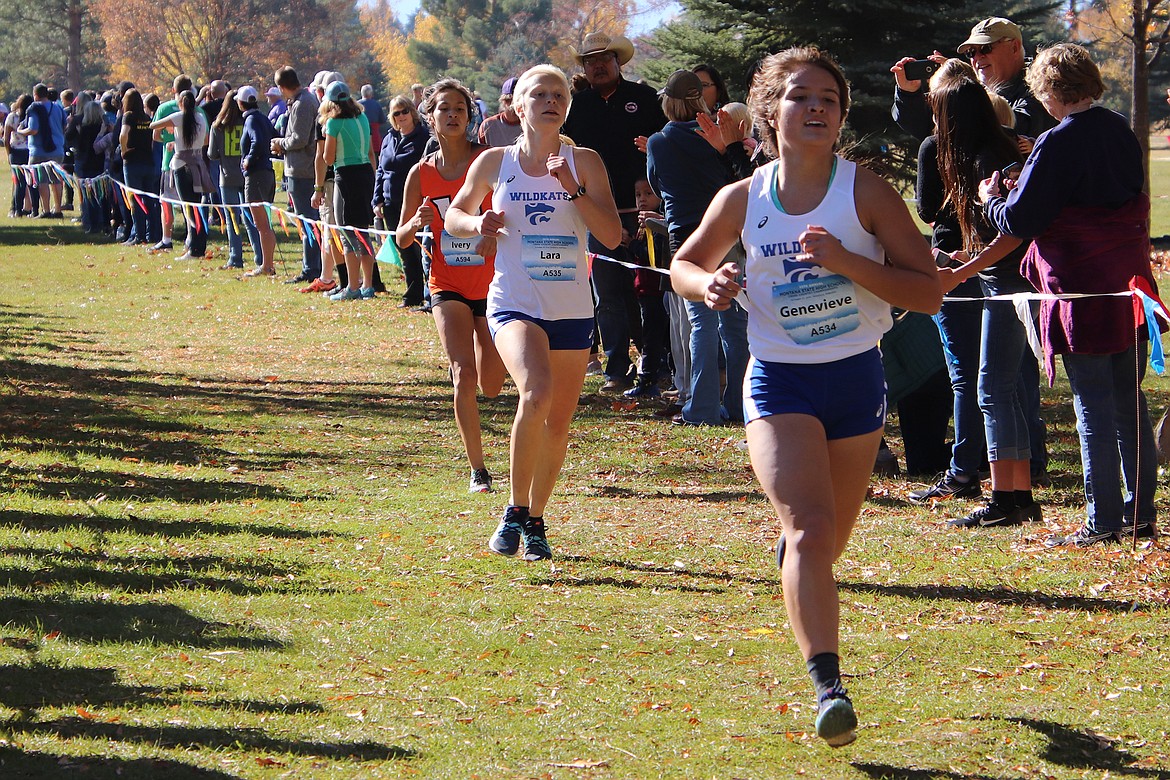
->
[[569, 32, 635, 66]]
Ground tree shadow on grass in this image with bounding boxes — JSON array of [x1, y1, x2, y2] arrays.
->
[[852, 763, 1020, 780], [557, 554, 1150, 613], [0, 546, 308, 596], [11, 718, 415, 762], [0, 745, 238, 779], [1003, 717, 1170, 779], [840, 581, 1146, 614], [0, 663, 323, 717], [0, 463, 313, 505], [0, 508, 335, 540], [0, 596, 284, 649]]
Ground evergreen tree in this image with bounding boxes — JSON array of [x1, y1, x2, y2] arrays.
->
[[0, 0, 106, 98], [645, 0, 1060, 183]]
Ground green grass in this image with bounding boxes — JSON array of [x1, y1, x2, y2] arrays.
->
[[0, 159, 1168, 779]]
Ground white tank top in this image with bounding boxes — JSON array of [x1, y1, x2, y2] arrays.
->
[[740, 156, 891, 364], [489, 144, 592, 321]]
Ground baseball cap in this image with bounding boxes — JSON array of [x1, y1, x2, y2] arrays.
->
[[236, 85, 259, 103], [658, 70, 703, 100], [265, 86, 281, 98], [500, 77, 518, 97], [325, 81, 350, 103], [958, 17, 1022, 53]]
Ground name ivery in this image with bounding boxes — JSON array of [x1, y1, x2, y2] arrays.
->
[[778, 295, 853, 318]]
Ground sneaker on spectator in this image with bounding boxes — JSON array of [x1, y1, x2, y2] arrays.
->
[[1017, 502, 1043, 523], [1044, 523, 1118, 548], [623, 381, 660, 399], [945, 502, 1021, 528], [301, 278, 337, 294], [585, 357, 604, 376], [469, 468, 493, 493], [908, 472, 981, 503], [488, 506, 527, 557], [174, 252, 200, 261], [150, 240, 173, 252], [1116, 519, 1158, 541], [284, 273, 313, 285], [600, 377, 633, 395], [815, 684, 858, 747], [330, 287, 362, 301], [359, 287, 377, 300]]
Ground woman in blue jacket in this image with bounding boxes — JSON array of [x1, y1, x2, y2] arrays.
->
[[374, 95, 431, 307]]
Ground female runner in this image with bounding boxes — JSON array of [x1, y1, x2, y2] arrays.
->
[[446, 65, 621, 560], [670, 47, 940, 746], [396, 78, 506, 492]]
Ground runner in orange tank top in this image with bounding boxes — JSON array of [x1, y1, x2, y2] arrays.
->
[[396, 78, 507, 495]]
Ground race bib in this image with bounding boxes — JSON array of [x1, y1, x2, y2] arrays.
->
[[440, 230, 483, 266], [522, 234, 578, 281], [772, 274, 860, 344]]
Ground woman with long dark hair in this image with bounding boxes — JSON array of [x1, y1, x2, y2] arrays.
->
[[396, 78, 505, 493], [151, 90, 211, 260], [74, 95, 109, 234], [209, 90, 263, 270], [928, 76, 1037, 531], [692, 63, 731, 111], [120, 88, 161, 246], [5, 94, 36, 217]]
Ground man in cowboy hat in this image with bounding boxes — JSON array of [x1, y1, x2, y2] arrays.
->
[[564, 31, 667, 394]]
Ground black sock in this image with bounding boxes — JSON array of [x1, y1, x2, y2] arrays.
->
[[806, 652, 842, 700], [991, 490, 1016, 511], [1015, 490, 1034, 508]]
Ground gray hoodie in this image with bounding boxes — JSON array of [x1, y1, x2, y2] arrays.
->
[[273, 87, 319, 179]]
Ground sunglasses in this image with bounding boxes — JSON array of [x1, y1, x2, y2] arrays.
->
[[964, 40, 1006, 58], [392, 109, 411, 117], [582, 52, 616, 66]]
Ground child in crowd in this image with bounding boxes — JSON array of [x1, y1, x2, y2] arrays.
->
[[625, 178, 671, 399]]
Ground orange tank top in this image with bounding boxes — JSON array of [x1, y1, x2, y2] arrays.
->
[[420, 147, 495, 299]]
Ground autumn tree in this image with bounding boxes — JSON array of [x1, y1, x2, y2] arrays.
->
[[362, 1, 419, 98], [1070, 0, 1170, 193]]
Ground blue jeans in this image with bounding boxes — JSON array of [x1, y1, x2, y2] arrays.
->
[[978, 277, 1032, 462], [934, 277, 986, 480], [1062, 344, 1157, 532], [287, 176, 322, 278], [681, 298, 749, 424], [123, 160, 161, 245], [220, 184, 262, 267]]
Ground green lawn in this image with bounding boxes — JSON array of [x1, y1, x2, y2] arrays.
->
[[0, 159, 1168, 779]]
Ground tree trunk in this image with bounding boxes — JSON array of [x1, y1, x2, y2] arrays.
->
[[67, 0, 83, 92]]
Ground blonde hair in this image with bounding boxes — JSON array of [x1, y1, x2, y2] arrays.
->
[[513, 65, 572, 122], [1027, 43, 1104, 105], [987, 92, 1014, 127], [720, 102, 753, 136], [389, 94, 421, 128], [661, 94, 709, 123]]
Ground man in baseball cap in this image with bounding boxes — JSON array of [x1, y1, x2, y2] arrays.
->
[[477, 76, 522, 147]]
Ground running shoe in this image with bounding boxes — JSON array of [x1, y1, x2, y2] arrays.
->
[[1016, 502, 1043, 524], [908, 472, 981, 503], [150, 240, 174, 252], [521, 516, 552, 561], [359, 286, 377, 299], [488, 506, 527, 557], [329, 287, 362, 301], [815, 684, 858, 747], [1044, 524, 1118, 548], [469, 468, 493, 494]]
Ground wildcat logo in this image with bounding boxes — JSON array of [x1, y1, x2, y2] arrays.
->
[[782, 257, 820, 282], [525, 203, 555, 225], [757, 216, 768, 229], [506, 175, 516, 183]]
